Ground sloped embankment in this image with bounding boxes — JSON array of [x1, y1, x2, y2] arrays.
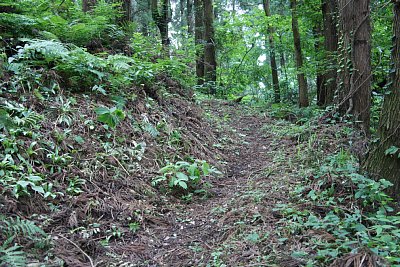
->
[[0, 75, 222, 266]]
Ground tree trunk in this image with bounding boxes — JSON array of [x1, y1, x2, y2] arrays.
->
[[364, 2, 400, 198], [151, 0, 170, 53], [337, 0, 371, 133], [290, 0, 309, 107], [263, 0, 280, 103], [82, 0, 97, 12], [319, 0, 338, 106], [203, 0, 217, 94], [314, 25, 324, 106], [187, 0, 194, 35], [194, 0, 205, 85], [122, 0, 132, 22]]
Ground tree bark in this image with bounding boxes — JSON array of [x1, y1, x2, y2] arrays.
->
[[263, 0, 280, 103], [187, 0, 194, 35], [151, 0, 170, 53], [290, 0, 309, 107], [364, 1, 400, 197], [194, 0, 205, 85], [319, 0, 338, 106], [82, 0, 97, 12], [122, 0, 132, 22], [337, 0, 371, 133], [314, 25, 324, 106], [203, 0, 217, 93]]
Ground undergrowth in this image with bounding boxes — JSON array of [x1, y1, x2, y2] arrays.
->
[[264, 106, 400, 266]]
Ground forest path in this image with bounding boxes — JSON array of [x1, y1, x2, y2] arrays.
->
[[147, 101, 300, 266]]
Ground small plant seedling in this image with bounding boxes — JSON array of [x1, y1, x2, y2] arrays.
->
[[152, 159, 221, 192], [94, 106, 126, 129]]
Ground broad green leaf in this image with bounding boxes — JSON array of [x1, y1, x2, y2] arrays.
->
[[202, 162, 210, 175], [17, 180, 32, 188], [74, 135, 85, 144], [28, 175, 43, 182], [94, 107, 110, 115], [178, 181, 188, 189], [31, 185, 45, 194], [176, 172, 189, 181], [385, 146, 399, 156]]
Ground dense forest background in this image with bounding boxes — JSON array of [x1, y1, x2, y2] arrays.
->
[[1, 0, 400, 266]]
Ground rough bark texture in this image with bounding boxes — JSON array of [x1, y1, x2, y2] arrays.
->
[[263, 0, 280, 103], [365, 1, 400, 197], [187, 0, 194, 35], [319, 0, 338, 106], [203, 0, 217, 94], [337, 0, 371, 133], [314, 25, 324, 106], [151, 0, 170, 52], [82, 0, 97, 12], [194, 0, 205, 85], [290, 0, 309, 107], [122, 0, 132, 22]]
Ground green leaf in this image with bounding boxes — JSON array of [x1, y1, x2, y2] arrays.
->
[[74, 135, 85, 144], [385, 146, 399, 156], [31, 185, 45, 194], [159, 165, 174, 174], [28, 175, 43, 182], [16, 181, 32, 188], [176, 172, 189, 181], [245, 233, 260, 243], [178, 181, 188, 189], [202, 162, 210, 175], [94, 107, 110, 115], [114, 109, 125, 120], [0, 109, 14, 130]]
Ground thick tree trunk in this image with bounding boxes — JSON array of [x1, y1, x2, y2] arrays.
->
[[82, 0, 97, 12], [203, 0, 217, 94], [187, 0, 194, 35], [263, 0, 280, 103], [364, 2, 400, 197], [319, 0, 338, 106], [194, 0, 205, 85], [337, 0, 371, 133], [122, 0, 132, 22], [151, 0, 170, 53], [290, 0, 309, 107]]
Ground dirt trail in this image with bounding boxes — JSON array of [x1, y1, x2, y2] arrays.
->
[[142, 101, 300, 266]]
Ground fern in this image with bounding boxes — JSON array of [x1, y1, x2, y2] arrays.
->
[[0, 216, 46, 239], [1, 101, 43, 129], [15, 39, 69, 63], [0, 13, 37, 38], [0, 238, 26, 267]]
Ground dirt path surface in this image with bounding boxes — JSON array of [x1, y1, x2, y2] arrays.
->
[[140, 101, 301, 266]]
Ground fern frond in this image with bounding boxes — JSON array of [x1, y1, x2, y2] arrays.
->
[[16, 39, 70, 62], [143, 122, 159, 138], [0, 239, 26, 267], [0, 216, 46, 239]]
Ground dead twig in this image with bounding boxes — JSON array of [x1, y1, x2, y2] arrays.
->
[[57, 235, 96, 267]]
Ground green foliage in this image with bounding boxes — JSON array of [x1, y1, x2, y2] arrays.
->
[[0, 216, 47, 267], [6, 39, 154, 92], [95, 106, 126, 129], [0, 13, 38, 38], [152, 159, 220, 192], [0, 241, 26, 267], [0, 99, 63, 199], [1, 216, 46, 238], [275, 152, 400, 265], [385, 146, 400, 158]]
